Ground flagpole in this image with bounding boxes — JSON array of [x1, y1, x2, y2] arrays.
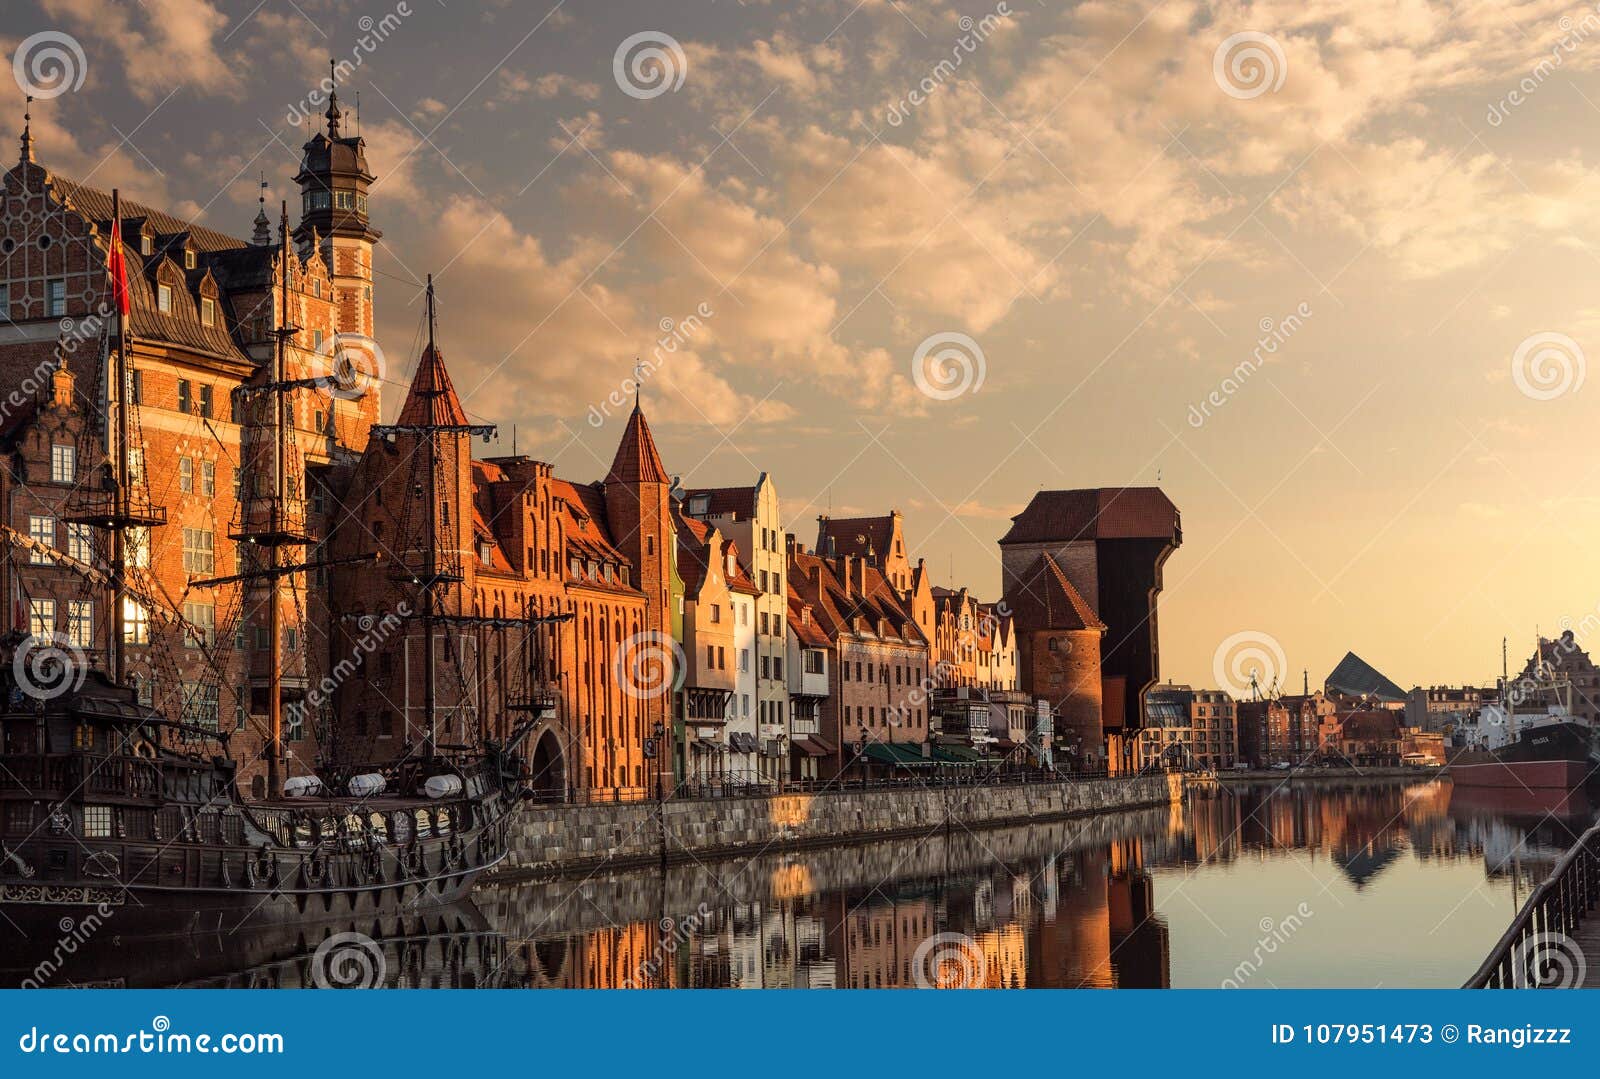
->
[[109, 189, 128, 686]]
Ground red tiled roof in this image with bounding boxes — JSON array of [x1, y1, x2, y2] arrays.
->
[[683, 485, 756, 519], [1341, 710, 1403, 741], [787, 550, 923, 644], [1006, 553, 1104, 631], [999, 488, 1179, 545], [787, 591, 831, 648], [817, 514, 895, 559], [606, 404, 668, 485], [397, 344, 470, 427]]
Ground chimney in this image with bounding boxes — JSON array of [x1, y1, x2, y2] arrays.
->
[[855, 557, 869, 597]]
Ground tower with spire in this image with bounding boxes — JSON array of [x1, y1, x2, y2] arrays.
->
[[604, 402, 673, 641], [293, 63, 380, 339]]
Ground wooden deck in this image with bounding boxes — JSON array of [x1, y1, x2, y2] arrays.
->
[[1570, 916, 1600, 987]]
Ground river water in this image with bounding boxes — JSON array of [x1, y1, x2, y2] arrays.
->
[[479, 777, 1591, 989], [5, 778, 1588, 987]]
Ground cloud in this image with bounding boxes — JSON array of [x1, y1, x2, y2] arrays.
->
[[42, 0, 234, 102]]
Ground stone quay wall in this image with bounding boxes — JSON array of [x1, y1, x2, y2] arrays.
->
[[479, 802, 1178, 946], [493, 772, 1184, 880]]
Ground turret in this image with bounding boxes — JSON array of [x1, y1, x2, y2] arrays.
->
[[293, 64, 379, 338]]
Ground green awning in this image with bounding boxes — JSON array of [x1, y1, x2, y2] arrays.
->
[[862, 743, 934, 766], [933, 745, 984, 764]]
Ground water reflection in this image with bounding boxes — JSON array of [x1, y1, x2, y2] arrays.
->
[[5, 779, 1587, 988], [482, 778, 1594, 989]]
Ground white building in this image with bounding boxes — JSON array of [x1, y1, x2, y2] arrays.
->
[[685, 475, 790, 785]]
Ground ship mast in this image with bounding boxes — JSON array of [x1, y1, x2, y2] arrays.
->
[[65, 189, 168, 687], [110, 188, 130, 684], [370, 277, 568, 751]]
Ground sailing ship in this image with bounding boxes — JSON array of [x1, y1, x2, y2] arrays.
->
[[0, 192, 553, 936]]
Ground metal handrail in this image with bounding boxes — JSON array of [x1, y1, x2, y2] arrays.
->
[[1465, 821, 1600, 988]]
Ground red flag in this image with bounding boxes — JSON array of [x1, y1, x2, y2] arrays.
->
[[107, 215, 130, 317]]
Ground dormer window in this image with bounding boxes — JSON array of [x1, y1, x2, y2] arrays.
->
[[200, 297, 215, 326], [183, 249, 196, 270], [157, 284, 172, 313], [140, 235, 153, 256], [478, 540, 492, 565], [312, 278, 322, 299]]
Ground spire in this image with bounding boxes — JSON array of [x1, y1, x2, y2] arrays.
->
[[252, 173, 271, 245], [397, 276, 469, 427], [325, 59, 342, 138], [19, 94, 32, 163], [607, 400, 668, 485]]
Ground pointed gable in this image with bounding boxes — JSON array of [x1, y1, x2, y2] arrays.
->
[[1009, 553, 1105, 632], [397, 343, 469, 427], [607, 404, 668, 485]]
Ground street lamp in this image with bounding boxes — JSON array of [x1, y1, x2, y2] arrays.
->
[[857, 725, 870, 789]]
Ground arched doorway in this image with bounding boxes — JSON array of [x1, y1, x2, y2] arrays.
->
[[528, 730, 565, 800]]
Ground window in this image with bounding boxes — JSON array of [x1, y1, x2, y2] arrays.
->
[[182, 527, 214, 574], [286, 703, 305, 740], [65, 523, 92, 564], [740, 649, 750, 673], [82, 806, 113, 839], [123, 598, 149, 644], [183, 249, 196, 270], [0, 283, 7, 312], [805, 649, 825, 674], [130, 369, 143, 405], [179, 456, 193, 493], [478, 540, 493, 565], [335, 190, 354, 210], [201, 460, 215, 496], [199, 384, 213, 417], [28, 515, 53, 561], [183, 682, 219, 730], [140, 234, 153, 256], [157, 284, 172, 313], [66, 600, 92, 649], [312, 328, 324, 350], [28, 598, 54, 638], [47, 279, 65, 316], [50, 443, 74, 483], [709, 604, 721, 624], [183, 601, 215, 647], [127, 526, 149, 569]]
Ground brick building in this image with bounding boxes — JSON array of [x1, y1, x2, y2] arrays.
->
[[999, 488, 1181, 772], [1004, 552, 1105, 769], [0, 104, 381, 794], [786, 543, 931, 778]]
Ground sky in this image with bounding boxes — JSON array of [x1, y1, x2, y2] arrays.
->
[[9, 0, 1600, 696]]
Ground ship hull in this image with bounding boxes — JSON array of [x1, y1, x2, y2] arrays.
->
[[1449, 757, 1591, 790]]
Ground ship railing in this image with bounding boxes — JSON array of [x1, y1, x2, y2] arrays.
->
[[1465, 820, 1600, 988], [241, 797, 483, 851], [0, 752, 162, 799]]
